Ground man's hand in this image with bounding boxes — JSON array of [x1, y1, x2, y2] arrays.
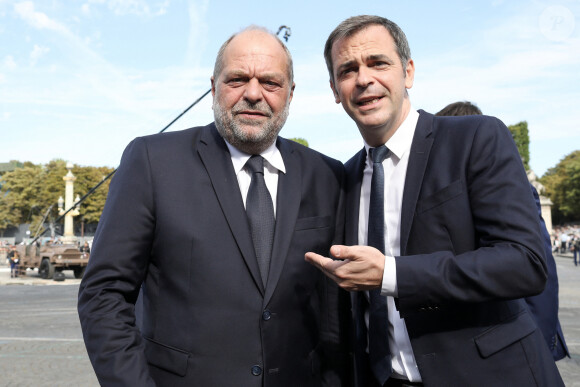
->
[[305, 245, 385, 291]]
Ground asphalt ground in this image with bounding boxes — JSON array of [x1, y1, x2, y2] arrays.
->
[[1, 254, 579, 386]]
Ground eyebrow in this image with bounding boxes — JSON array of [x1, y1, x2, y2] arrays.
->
[[224, 70, 286, 83], [336, 53, 394, 74], [367, 54, 392, 63]]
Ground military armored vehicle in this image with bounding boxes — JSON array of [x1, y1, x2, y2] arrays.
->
[[16, 242, 89, 280]]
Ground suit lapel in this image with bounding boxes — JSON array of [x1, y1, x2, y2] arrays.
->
[[400, 110, 434, 256], [345, 148, 366, 246], [264, 138, 301, 305], [197, 124, 265, 294], [345, 149, 366, 337]]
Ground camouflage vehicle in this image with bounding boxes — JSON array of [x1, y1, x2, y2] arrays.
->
[[16, 242, 89, 280]]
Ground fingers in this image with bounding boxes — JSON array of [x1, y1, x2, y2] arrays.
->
[[304, 251, 349, 285], [304, 252, 346, 275], [330, 245, 379, 261], [304, 251, 328, 270], [306, 245, 386, 292]]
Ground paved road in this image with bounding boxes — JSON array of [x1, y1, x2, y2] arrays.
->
[[1, 255, 579, 386], [0, 272, 98, 386], [553, 252, 580, 386]]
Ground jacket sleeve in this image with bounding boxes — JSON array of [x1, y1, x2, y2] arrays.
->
[[524, 185, 570, 360], [395, 117, 547, 314], [78, 137, 157, 386]]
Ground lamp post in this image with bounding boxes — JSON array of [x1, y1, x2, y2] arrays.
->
[[58, 162, 80, 243]]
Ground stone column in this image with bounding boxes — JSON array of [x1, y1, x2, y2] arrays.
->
[[59, 162, 80, 243]]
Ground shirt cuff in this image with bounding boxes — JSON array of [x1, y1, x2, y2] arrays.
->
[[380, 255, 397, 296]]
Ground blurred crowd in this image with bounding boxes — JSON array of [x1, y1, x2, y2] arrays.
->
[[553, 225, 580, 266]]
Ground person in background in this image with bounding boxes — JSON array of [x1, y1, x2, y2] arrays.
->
[[7, 246, 20, 278], [573, 235, 579, 266], [560, 231, 569, 254], [306, 15, 563, 386], [79, 241, 90, 254], [435, 100, 570, 362]]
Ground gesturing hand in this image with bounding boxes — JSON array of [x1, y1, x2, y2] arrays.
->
[[305, 245, 386, 291]]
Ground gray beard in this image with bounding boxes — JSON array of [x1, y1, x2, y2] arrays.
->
[[213, 99, 290, 155]]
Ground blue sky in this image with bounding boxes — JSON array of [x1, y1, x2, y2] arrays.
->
[[1, 0, 579, 177]]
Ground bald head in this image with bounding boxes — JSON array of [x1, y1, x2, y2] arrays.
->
[[213, 26, 293, 86]]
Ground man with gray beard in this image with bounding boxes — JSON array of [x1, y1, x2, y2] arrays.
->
[[78, 26, 350, 387]]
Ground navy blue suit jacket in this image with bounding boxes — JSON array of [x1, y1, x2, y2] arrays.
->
[[78, 123, 350, 386], [525, 185, 569, 360], [345, 111, 563, 386]]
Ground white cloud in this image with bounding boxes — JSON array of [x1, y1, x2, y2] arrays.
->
[[14, 1, 67, 32], [30, 44, 50, 66], [81, 3, 91, 16], [87, 0, 169, 17]]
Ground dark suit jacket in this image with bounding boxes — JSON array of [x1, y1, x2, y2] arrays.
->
[[525, 185, 569, 360], [78, 123, 350, 387], [345, 111, 563, 386]]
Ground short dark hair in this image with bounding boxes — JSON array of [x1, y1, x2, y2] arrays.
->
[[435, 101, 482, 117], [324, 15, 411, 84]]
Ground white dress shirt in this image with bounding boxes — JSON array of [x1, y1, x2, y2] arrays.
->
[[224, 140, 285, 215], [358, 108, 422, 382]]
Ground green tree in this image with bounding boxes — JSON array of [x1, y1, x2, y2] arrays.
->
[[508, 121, 530, 170], [0, 191, 22, 237], [541, 150, 580, 223], [0, 163, 44, 233], [0, 160, 114, 236], [73, 166, 114, 224], [288, 137, 309, 147]]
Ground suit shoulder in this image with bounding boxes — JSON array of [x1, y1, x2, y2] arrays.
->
[[345, 151, 362, 167], [427, 113, 509, 143], [136, 123, 212, 146], [431, 112, 505, 131], [279, 137, 344, 170], [344, 149, 365, 173], [118, 123, 215, 167]]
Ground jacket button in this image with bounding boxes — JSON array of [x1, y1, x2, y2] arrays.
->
[[262, 310, 271, 321], [251, 365, 262, 376]]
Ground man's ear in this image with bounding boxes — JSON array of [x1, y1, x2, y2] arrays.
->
[[289, 82, 295, 102], [329, 79, 340, 104], [404, 59, 415, 90], [210, 76, 216, 97]]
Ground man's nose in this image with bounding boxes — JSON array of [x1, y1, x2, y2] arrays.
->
[[243, 78, 262, 103], [355, 66, 373, 87]]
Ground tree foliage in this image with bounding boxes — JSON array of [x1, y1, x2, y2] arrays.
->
[[0, 160, 113, 235], [288, 137, 309, 147], [508, 121, 530, 170], [541, 150, 580, 223]]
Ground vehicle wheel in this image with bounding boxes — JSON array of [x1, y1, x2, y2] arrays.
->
[[53, 270, 65, 282], [73, 266, 86, 279], [39, 259, 55, 279]]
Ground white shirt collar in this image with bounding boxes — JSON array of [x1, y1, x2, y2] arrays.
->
[[363, 108, 419, 165], [224, 139, 286, 175]]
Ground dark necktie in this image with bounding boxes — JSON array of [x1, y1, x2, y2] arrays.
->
[[245, 155, 275, 287], [367, 145, 392, 385]]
